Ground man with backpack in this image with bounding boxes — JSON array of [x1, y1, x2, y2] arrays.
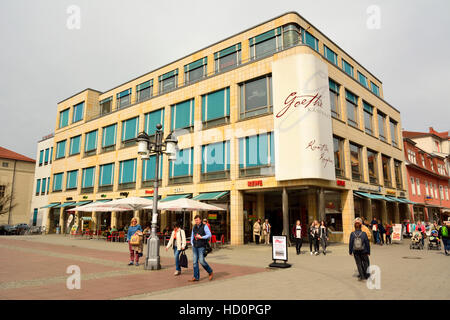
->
[[349, 218, 371, 281], [438, 221, 450, 256]]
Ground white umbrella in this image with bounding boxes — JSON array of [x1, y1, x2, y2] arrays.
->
[[143, 198, 225, 211], [67, 202, 131, 212], [96, 196, 154, 211]]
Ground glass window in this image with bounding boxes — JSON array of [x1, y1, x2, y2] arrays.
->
[[36, 179, 41, 195], [69, 135, 81, 156], [415, 178, 421, 196], [239, 133, 275, 177], [169, 148, 194, 183], [171, 99, 195, 131], [99, 163, 115, 187], [119, 159, 137, 185], [82, 167, 95, 189], [390, 120, 398, 147], [202, 141, 230, 175], [445, 186, 449, 200], [250, 28, 281, 60], [282, 24, 300, 49], [240, 75, 272, 119], [333, 136, 345, 178], [159, 69, 178, 94], [304, 31, 319, 51], [367, 149, 378, 184], [425, 181, 429, 196], [39, 150, 44, 166], [214, 43, 241, 73], [55, 140, 66, 159], [100, 97, 112, 115], [41, 177, 46, 195], [410, 177, 416, 195], [329, 79, 340, 119], [66, 170, 78, 190], [357, 72, 368, 88], [324, 45, 338, 65], [350, 142, 362, 181], [342, 59, 354, 77], [394, 160, 403, 189], [184, 57, 207, 84], [121, 117, 139, 142], [72, 102, 84, 123], [363, 102, 373, 135], [382, 155, 392, 187], [116, 89, 131, 109], [144, 108, 165, 136], [44, 148, 49, 164], [378, 112, 387, 142], [202, 87, 230, 126], [102, 124, 117, 150], [59, 109, 69, 128], [439, 185, 444, 200], [371, 82, 380, 96], [434, 184, 438, 198], [345, 90, 358, 128], [142, 155, 163, 182], [85, 130, 98, 153], [53, 173, 64, 192], [136, 80, 153, 102]]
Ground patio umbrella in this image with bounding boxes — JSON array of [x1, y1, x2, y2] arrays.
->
[[143, 198, 225, 230], [95, 197, 154, 211]]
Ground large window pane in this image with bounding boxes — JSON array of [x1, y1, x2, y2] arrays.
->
[[350, 143, 362, 181], [333, 136, 344, 177], [367, 149, 378, 184], [378, 113, 387, 142], [382, 155, 391, 187], [240, 75, 272, 119]]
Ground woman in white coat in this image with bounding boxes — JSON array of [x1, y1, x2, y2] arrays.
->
[[165, 223, 187, 275]]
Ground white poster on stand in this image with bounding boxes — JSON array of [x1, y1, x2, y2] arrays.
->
[[272, 53, 335, 181]]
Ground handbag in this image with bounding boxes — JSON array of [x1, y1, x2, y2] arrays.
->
[[129, 232, 140, 245], [204, 241, 213, 257], [179, 250, 188, 268]]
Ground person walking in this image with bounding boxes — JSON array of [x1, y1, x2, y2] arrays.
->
[[126, 218, 143, 266], [308, 221, 315, 255], [371, 218, 379, 244], [262, 219, 271, 245], [292, 220, 303, 255], [438, 221, 450, 256], [253, 219, 262, 245], [319, 220, 329, 255], [385, 221, 393, 245], [189, 215, 213, 282], [349, 218, 371, 281], [166, 223, 187, 276], [416, 221, 426, 247], [378, 220, 385, 245], [312, 220, 320, 255]]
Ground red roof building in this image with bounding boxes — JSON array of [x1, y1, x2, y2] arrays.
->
[[0, 147, 35, 163]]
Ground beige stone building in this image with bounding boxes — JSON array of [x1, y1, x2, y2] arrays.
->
[[0, 147, 35, 225], [45, 12, 410, 244]]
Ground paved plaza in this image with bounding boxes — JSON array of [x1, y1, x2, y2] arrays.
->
[[0, 234, 448, 300]]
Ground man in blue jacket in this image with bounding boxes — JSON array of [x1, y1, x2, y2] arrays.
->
[[349, 218, 371, 281], [189, 215, 213, 282]]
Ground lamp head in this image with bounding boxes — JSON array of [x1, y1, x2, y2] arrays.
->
[[136, 132, 150, 155]]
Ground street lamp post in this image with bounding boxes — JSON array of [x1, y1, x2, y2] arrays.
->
[[136, 124, 177, 270]]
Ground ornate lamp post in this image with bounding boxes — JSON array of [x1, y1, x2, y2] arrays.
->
[[136, 124, 177, 270]]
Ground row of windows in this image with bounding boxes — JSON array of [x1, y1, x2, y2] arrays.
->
[[51, 133, 275, 193], [60, 23, 380, 127], [406, 148, 448, 176], [35, 177, 50, 196], [329, 78, 398, 147], [333, 135, 403, 189], [38, 147, 53, 166], [410, 177, 449, 200]]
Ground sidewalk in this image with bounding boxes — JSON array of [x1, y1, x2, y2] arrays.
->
[[0, 235, 449, 300]]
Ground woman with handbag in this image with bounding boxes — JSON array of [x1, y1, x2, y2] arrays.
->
[[166, 223, 187, 276], [127, 218, 143, 266]]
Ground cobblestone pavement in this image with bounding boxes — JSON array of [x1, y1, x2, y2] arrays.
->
[[0, 235, 449, 300]]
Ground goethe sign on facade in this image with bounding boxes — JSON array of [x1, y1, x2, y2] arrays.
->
[[272, 54, 336, 181]]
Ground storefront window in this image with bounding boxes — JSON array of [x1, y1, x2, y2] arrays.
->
[[367, 149, 378, 184], [350, 142, 362, 181], [324, 191, 342, 232]]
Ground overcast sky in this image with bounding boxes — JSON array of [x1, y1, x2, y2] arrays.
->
[[0, 0, 449, 159]]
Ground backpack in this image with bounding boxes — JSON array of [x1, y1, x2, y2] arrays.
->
[[442, 226, 449, 237], [353, 231, 365, 251]]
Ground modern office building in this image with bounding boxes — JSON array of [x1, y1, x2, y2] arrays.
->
[[45, 12, 409, 244], [403, 128, 450, 222], [0, 147, 35, 225], [29, 133, 54, 228]]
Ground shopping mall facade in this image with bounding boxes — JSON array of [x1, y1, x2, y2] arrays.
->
[[43, 12, 410, 244]]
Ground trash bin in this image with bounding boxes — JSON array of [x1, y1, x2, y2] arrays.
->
[[56, 227, 60, 234]]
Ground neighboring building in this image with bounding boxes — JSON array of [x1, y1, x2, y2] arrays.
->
[[46, 12, 409, 244], [403, 129, 450, 223], [29, 133, 54, 227], [0, 147, 35, 225]]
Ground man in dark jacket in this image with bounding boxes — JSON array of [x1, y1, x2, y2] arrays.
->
[[189, 215, 213, 282], [349, 219, 371, 281], [370, 218, 379, 244]]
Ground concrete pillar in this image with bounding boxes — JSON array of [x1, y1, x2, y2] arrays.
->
[[282, 187, 289, 239], [92, 211, 98, 232], [317, 188, 325, 222], [59, 208, 64, 234], [341, 190, 355, 243], [307, 188, 317, 222], [364, 198, 372, 222], [230, 189, 244, 245], [45, 209, 51, 234], [380, 200, 388, 224], [256, 193, 265, 220], [394, 203, 400, 224], [111, 211, 118, 228]]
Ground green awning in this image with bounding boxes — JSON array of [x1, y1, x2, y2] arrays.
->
[[93, 199, 111, 204], [354, 192, 380, 200], [372, 195, 395, 202], [55, 202, 76, 208], [160, 194, 191, 202], [72, 200, 92, 206], [40, 203, 60, 209], [397, 198, 417, 205], [386, 196, 405, 203], [192, 191, 229, 201]]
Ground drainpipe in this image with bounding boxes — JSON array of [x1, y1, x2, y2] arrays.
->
[[8, 160, 17, 225]]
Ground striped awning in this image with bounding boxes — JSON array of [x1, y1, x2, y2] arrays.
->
[[160, 194, 191, 202], [54, 202, 76, 208], [72, 200, 92, 206], [192, 191, 229, 201], [40, 203, 60, 209]]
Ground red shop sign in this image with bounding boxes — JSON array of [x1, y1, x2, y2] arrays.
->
[[336, 180, 346, 187], [248, 180, 263, 187], [145, 190, 154, 194]]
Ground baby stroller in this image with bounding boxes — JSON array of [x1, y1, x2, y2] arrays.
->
[[410, 231, 424, 250], [427, 230, 441, 250]]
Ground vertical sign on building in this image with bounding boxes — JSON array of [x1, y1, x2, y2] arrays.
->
[[272, 53, 335, 181]]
